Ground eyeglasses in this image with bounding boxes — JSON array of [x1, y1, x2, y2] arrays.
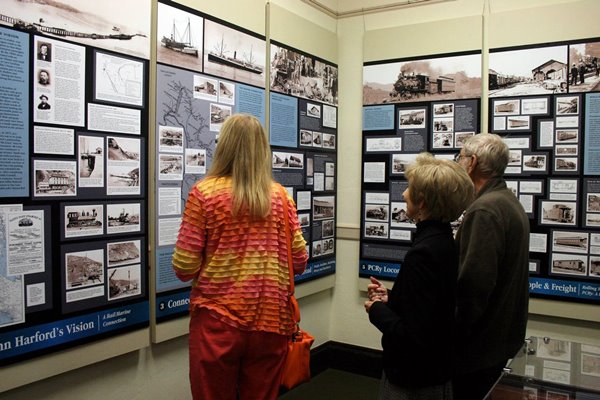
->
[[454, 153, 471, 163]]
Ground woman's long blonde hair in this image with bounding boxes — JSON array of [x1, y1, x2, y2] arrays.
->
[[207, 114, 273, 219]]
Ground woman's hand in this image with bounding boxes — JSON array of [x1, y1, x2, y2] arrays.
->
[[367, 276, 388, 303]]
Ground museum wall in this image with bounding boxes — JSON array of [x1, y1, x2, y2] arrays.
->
[[1, 1, 599, 399]]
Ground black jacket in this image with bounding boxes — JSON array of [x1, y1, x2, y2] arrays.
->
[[369, 220, 457, 388]]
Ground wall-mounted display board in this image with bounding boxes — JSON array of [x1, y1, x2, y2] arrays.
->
[[0, 0, 150, 365], [359, 51, 481, 279], [269, 41, 338, 282], [154, 1, 339, 323], [488, 38, 600, 305]]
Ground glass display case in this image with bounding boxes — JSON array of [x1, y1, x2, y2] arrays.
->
[[488, 336, 600, 399]]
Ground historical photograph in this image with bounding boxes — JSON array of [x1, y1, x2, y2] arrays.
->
[[272, 151, 304, 169], [556, 96, 579, 114], [549, 178, 578, 194], [366, 137, 402, 152], [390, 202, 414, 228], [193, 75, 217, 101], [325, 176, 335, 191], [218, 81, 235, 105], [433, 117, 454, 133], [107, 203, 141, 234], [307, 102, 321, 118], [581, 353, 600, 377], [64, 204, 103, 239], [568, 41, 600, 93], [493, 99, 520, 115], [537, 338, 572, 361], [433, 103, 454, 116], [398, 108, 426, 129], [210, 103, 231, 131], [78, 135, 104, 187], [555, 144, 578, 157], [541, 201, 577, 226], [556, 116, 579, 129], [364, 221, 389, 238], [551, 252, 587, 277], [65, 249, 105, 290], [158, 125, 184, 153], [322, 238, 334, 255], [489, 45, 568, 97], [555, 129, 579, 143], [108, 239, 141, 267], [552, 230, 588, 254], [185, 148, 206, 175], [590, 257, 600, 278], [522, 154, 547, 172], [506, 116, 530, 130], [322, 219, 334, 238], [432, 132, 453, 149], [159, 154, 183, 180], [363, 53, 481, 104], [157, 2, 203, 70], [554, 157, 578, 172], [588, 193, 600, 212], [2, 0, 151, 59], [300, 129, 313, 146], [298, 213, 310, 227], [204, 19, 265, 87], [508, 150, 522, 167], [108, 264, 141, 300], [313, 196, 335, 221], [322, 133, 335, 149], [312, 240, 324, 257], [454, 131, 474, 148], [312, 132, 323, 147], [365, 204, 389, 222], [392, 153, 418, 174], [34, 159, 77, 197], [271, 44, 338, 105], [325, 162, 335, 176]]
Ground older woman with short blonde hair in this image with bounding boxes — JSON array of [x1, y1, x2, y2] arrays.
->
[[366, 152, 473, 400]]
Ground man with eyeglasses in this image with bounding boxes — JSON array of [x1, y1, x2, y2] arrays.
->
[[453, 133, 530, 400]]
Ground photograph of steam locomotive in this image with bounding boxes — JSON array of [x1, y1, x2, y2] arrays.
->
[[363, 52, 481, 105], [64, 204, 103, 238]]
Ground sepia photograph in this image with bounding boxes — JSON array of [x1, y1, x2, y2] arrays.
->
[[185, 148, 206, 175], [107, 203, 141, 234], [588, 193, 600, 212], [313, 196, 335, 220], [307, 102, 321, 118], [108, 239, 141, 267], [158, 125, 184, 153], [523, 154, 547, 172], [65, 249, 105, 290], [159, 154, 183, 180], [78, 135, 104, 187], [433, 117, 454, 133], [365, 204, 389, 222], [398, 108, 426, 129], [364, 221, 389, 238], [300, 129, 313, 146], [551, 252, 587, 277], [568, 41, 600, 94], [34, 160, 77, 197], [392, 153, 418, 174], [193, 75, 217, 101], [218, 81, 235, 105], [108, 264, 141, 300], [210, 103, 231, 131], [555, 129, 579, 143], [433, 103, 454, 116], [590, 257, 600, 278], [454, 132, 474, 148], [298, 213, 310, 228], [312, 132, 323, 148], [107, 137, 140, 161], [322, 133, 336, 149], [272, 151, 304, 169], [432, 132, 453, 149], [554, 157, 578, 172], [489, 45, 568, 97], [157, 2, 203, 71], [506, 116, 530, 130], [271, 44, 338, 106], [555, 144, 578, 156], [556, 96, 579, 114], [493, 99, 520, 115], [363, 53, 481, 104], [204, 19, 266, 88], [541, 201, 577, 226], [552, 230, 588, 254], [322, 219, 334, 238], [390, 201, 415, 228], [64, 204, 103, 238]]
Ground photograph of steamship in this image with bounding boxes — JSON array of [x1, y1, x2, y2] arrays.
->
[[271, 44, 338, 106], [204, 19, 265, 87], [551, 252, 587, 277], [157, 2, 202, 71], [65, 249, 105, 290], [1, 0, 150, 59], [108, 264, 141, 300], [552, 231, 588, 254], [64, 204, 103, 238], [363, 53, 481, 105]]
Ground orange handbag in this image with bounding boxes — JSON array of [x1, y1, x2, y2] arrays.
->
[[279, 187, 314, 390]]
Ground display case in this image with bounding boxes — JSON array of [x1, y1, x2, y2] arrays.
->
[[488, 336, 600, 399]]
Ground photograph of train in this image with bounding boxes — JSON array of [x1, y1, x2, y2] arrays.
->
[[363, 53, 481, 104]]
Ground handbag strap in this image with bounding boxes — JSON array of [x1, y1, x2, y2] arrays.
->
[[278, 185, 295, 296]]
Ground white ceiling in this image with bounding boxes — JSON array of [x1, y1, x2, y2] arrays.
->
[[300, 0, 456, 18]]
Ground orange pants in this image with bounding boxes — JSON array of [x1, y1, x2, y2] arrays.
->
[[188, 308, 288, 400]]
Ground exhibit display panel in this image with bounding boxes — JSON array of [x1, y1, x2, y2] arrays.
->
[[0, 0, 150, 365], [359, 50, 481, 278], [487, 38, 600, 305], [489, 336, 600, 399], [153, 1, 338, 329]]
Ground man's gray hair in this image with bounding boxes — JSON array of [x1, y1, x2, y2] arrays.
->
[[462, 133, 509, 177]]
